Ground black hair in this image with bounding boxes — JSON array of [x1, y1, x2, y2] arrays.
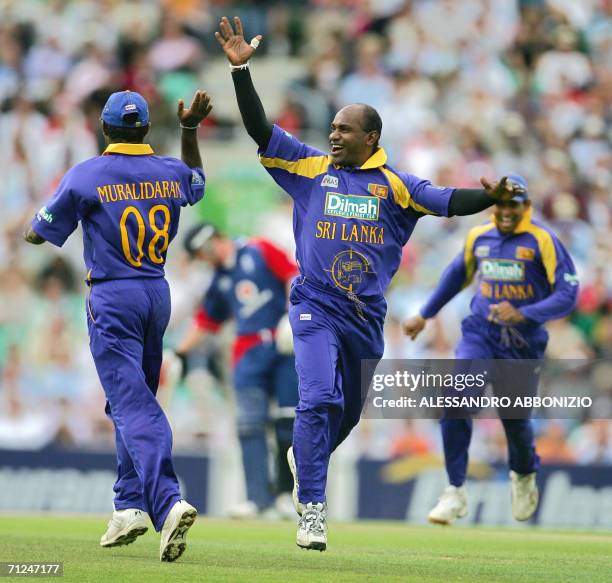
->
[[356, 103, 382, 146], [183, 223, 221, 257], [102, 114, 149, 143]]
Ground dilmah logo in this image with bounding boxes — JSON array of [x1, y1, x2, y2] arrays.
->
[[321, 175, 339, 188]]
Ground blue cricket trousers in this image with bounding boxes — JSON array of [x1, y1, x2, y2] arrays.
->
[[442, 315, 547, 486], [289, 279, 386, 503], [87, 277, 182, 531]]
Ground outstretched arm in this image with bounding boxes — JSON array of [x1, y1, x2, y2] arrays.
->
[[449, 177, 525, 216], [403, 252, 470, 340], [177, 90, 213, 169], [421, 252, 470, 319], [215, 16, 273, 149]]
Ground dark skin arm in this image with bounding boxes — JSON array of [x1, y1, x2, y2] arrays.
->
[[177, 90, 213, 169], [450, 178, 524, 215], [24, 228, 45, 245], [215, 16, 272, 149]]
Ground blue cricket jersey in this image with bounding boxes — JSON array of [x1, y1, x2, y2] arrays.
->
[[193, 238, 298, 364], [420, 207, 579, 324], [31, 143, 205, 280], [259, 125, 455, 299]]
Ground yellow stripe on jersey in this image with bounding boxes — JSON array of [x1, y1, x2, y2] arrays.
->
[[260, 155, 330, 179], [463, 222, 497, 286], [499, 207, 557, 285], [380, 167, 435, 214], [521, 224, 557, 285]]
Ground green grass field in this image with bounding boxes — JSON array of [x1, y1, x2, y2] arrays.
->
[[2, 516, 611, 582]]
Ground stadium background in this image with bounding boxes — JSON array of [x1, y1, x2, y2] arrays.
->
[[0, 0, 610, 527]]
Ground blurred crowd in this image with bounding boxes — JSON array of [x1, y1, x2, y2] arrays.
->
[[0, 1, 610, 466]]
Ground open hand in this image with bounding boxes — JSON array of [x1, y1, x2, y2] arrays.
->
[[402, 315, 427, 340], [488, 301, 525, 324], [480, 176, 524, 201], [215, 16, 262, 66], [177, 90, 212, 127]]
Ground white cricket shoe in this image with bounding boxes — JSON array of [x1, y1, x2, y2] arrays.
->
[[159, 500, 197, 562], [510, 470, 538, 521], [428, 485, 468, 525], [296, 502, 327, 551], [100, 508, 149, 548], [287, 446, 304, 516]]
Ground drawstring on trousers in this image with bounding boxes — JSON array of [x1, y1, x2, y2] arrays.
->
[[500, 326, 528, 349], [346, 290, 367, 321]]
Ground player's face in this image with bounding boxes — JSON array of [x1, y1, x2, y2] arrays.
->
[[329, 106, 378, 167], [495, 200, 528, 234], [195, 241, 222, 266]]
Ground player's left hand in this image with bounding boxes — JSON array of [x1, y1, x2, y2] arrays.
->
[[480, 176, 523, 201], [488, 301, 526, 324], [177, 90, 213, 127]]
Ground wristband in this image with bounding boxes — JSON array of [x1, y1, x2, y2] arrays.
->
[[180, 123, 200, 130], [230, 62, 250, 72]]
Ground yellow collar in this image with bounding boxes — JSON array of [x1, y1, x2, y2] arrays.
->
[[360, 147, 387, 170], [333, 147, 388, 171], [103, 143, 154, 156], [491, 206, 533, 232]]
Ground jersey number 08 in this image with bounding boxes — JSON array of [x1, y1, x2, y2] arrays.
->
[[119, 204, 171, 267]]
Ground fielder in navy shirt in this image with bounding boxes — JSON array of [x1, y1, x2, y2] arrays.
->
[[175, 224, 299, 518]]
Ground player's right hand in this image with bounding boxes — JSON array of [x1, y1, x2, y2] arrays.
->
[[480, 176, 522, 201], [215, 16, 262, 66], [402, 315, 426, 340], [177, 90, 213, 126]]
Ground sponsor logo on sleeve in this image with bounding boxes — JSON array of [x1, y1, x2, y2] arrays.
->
[[480, 259, 525, 281], [516, 246, 536, 260], [367, 183, 388, 199], [36, 206, 54, 224], [563, 273, 579, 286], [300, 314, 312, 321], [191, 170, 205, 186], [324, 193, 379, 220], [321, 174, 339, 188]]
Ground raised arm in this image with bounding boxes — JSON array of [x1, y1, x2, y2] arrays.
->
[[177, 90, 212, 169], [215, 16, 273, 149]]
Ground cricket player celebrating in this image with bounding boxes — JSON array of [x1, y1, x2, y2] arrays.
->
[[174, 224, 299, 518], [25, 89, 212, 562], [403, 176, 578, 525], [216, 16, 523, 550]]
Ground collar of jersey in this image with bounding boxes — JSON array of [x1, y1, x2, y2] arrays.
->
[[103, 143, 154, 156], [491, 206, 533, 233], [333, 147, 388, 171]]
